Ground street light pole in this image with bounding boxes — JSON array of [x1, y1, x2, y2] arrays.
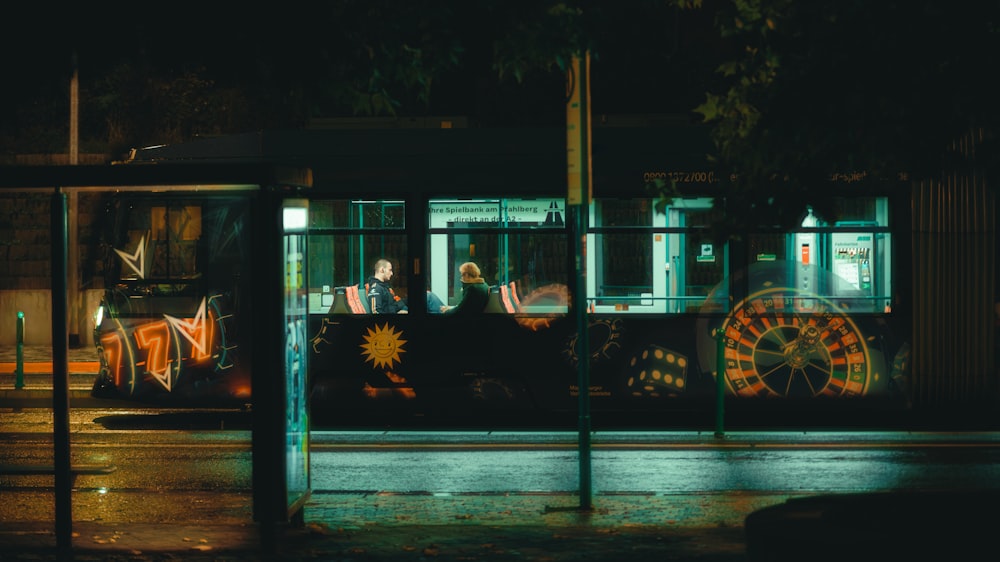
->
[[68, 52, 80, 347]]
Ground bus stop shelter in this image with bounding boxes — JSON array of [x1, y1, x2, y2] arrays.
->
[[0, 162, 312, 556]]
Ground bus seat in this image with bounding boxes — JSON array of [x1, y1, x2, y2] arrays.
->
[[508, 281, 522, 311], [359, 282, 373, 313], [345, 284, 367, 314], [485, 286, 507, 313], [499, 284, 516, 313], [330, 286, 351, 314]]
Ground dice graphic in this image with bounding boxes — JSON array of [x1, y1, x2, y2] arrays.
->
[[625, 344, 688, 398]]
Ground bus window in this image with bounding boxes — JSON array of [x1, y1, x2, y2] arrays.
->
[[308, 199, 407, 314], [109, 200, 236, 303], [94, 194, 254, 405], [745, 196, 892, 314], [589, 197, 724, 314], [149, 204, 201, 279], [429, 198, 568, 314]]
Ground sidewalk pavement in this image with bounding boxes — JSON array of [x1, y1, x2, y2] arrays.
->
[[0, 345, 106, 407], [0, 344, 99, 379], [0, 344, 100, 363], [4, 488, 994, 561], [0, 492, 762, 561]]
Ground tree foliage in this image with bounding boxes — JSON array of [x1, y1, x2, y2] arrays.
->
[[682, 0, 1000, 238], [1, 1, 722, 158]]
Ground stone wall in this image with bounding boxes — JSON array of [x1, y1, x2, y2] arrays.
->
[[0, 289, 104, 346], [0, 192, 107, 290], [0, 189, 109, 346]]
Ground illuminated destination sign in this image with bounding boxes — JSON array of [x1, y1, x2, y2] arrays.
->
[[643, 171, 722, 184], [642, 170, 909, 186], [429, 199, 564, 227]]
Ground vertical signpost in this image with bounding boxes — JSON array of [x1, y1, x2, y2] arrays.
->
[[566, 52, 593, 510]]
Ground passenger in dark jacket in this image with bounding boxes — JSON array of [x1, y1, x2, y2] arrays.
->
[[441, 262, 489, 314], [366, 258, 408, 314]]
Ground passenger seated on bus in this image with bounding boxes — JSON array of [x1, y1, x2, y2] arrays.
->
[[366, 258, 408, 314], [441, 261, 490, 314]]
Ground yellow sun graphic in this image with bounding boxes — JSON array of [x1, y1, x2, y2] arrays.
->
[[360, 323, 407, 369]]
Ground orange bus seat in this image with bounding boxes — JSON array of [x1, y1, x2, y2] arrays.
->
[[508, 281, 522, 311], [499, 284, 516, 313], [345, 284, 366, 314]]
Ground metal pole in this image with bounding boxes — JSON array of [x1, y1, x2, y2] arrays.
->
[[573, 204, 592, 509], [52, 189, 73, 558], [68, 52, 80, 347], [15, 312, 24, 389], [251, 188, 284, 554], [714, 327, 726, 438], [566, 52, 593, 510]]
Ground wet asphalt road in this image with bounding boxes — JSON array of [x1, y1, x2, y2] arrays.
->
[[2, 408, 999, 525]]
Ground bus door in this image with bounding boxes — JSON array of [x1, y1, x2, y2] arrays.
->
[[587, 199, 666, 314], [666, 198, 725, 313]]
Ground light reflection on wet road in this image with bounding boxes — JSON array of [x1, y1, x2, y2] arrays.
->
[[2, 409, 999, 525], [309, 447, 1000, 493]]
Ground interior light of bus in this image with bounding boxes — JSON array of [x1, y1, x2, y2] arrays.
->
[[283, 206, 308, 231]]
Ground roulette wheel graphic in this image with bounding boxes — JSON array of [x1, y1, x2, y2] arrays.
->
[[717, 287, 871, 397], [697, 262, 885, 399]]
